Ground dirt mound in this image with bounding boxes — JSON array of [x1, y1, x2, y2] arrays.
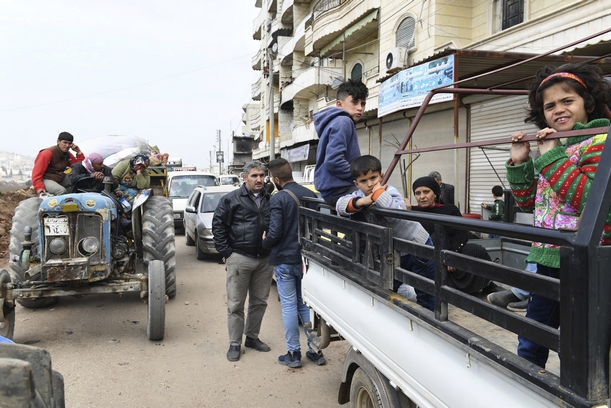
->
[[0, 189, 36, 259]]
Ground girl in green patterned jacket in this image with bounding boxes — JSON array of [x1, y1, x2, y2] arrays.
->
[[506, 63, 611, 368]]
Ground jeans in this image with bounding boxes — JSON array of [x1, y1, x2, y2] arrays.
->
[[400, 237, 435, 312], [225, 253, 274, 346], [517, 264, 560, 368], [511, 262, 537, 300], [274, 263, 312, 353]]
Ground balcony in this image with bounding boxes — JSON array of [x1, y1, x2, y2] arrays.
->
[[252, 8, 267, 40], [280, 15, 307, 64], [281, 0, 293, 23], [252, 77, 262, 101], [305, 0, 380, 56], [281, 65, 342, 106], [252, 48, 263, 70]]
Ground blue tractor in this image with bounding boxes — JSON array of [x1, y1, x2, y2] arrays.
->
[[0, 177, 176, 341]]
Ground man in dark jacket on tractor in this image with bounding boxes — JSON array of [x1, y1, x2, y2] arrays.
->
[[213, 161, 273, 362]]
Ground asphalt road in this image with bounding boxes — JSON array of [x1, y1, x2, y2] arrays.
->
[[11, 235, 350, 407]]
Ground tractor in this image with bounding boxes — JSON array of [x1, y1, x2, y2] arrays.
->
[[0, 171, 176, 342]]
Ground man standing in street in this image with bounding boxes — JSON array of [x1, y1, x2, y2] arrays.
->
[[429, 171, 455, 206], [262, 159, 326, 368], [213, 161, 273, 362], [32, 132, 85, 195]]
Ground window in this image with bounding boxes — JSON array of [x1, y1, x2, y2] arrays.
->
[[351, 63, 363, 81], [396, 17, 416, 50], [502, 0, 523, 29]]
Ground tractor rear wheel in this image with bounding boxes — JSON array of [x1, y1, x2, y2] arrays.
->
[[142, 196, 177, 298], [9, 197, 58, 309]]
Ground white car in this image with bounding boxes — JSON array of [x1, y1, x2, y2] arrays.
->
[[183, 185, 239, 260], [167, 171, 218, 230]]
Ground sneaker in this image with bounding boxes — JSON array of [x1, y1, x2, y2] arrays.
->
[[306, 350, 327, 366], [507, 298, 528, 312], [278, 351, 302, 368], [487, 290, 520, 308]]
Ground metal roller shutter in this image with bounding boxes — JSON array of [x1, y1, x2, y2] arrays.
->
[[469, 95, 538, 214]]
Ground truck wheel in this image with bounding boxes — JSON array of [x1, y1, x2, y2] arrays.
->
[[195, 232, 206, 260], [147, 260, 166, 341], [0, 270, 16, 340], [142, 196, 177, 299], [9, 198, 59, 309], [448, 243, 491, 294], [185, 231, 195, 246], [350, 368, 383, 408]]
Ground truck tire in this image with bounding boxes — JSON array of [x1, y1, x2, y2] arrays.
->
[[147, 260, 166, 341], [448, 243, 491, 294], [9, 197, 59, 309], [350, 368, 383, 408], [0, 343, 65, 408], [142, 196, 177, 299], [0, 270, 16, 340]]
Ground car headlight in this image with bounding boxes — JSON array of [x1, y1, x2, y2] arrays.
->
[[49, 238, 68, 255], [79, 237, 100, 255], [202, 227, 212, 236]]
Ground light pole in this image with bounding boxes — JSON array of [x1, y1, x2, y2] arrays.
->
[[268, 45, 277, 161]]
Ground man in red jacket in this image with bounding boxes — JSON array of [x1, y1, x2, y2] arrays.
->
[[32, 132, 84, 195]]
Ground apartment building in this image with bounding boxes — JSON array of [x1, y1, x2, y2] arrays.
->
[[245, 0, 611, 212]]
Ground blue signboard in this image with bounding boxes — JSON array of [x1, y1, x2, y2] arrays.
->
[[378, 54, 455, 117]]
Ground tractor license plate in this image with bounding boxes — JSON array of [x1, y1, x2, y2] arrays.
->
[[44, 218, 69, 236]]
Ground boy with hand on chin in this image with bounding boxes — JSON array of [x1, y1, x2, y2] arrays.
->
[[336, 155, 435, 311]]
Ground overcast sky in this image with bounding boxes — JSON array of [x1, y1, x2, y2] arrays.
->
[[0, 1, 260, 170]]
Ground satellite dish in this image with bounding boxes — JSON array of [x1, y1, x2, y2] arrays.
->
[[385, 52, 394, 70], [272, 43, 278, 54], [331, 77, 344, 89]]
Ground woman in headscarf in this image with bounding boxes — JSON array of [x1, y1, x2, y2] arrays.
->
[[407, 176, 467, 253], [406, 176, 496, 294], [69, 152, 116, 193], [112, 154, 151, 204]]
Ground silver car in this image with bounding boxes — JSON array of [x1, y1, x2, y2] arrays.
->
[[183, 185, 238, 260]]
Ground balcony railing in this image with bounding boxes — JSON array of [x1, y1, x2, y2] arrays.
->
[[313, 0, 342, 20], [252, 77, 262, 100], [362, 65, 379, 79]]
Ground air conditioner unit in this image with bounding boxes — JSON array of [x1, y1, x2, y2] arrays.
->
[[385, 47, 408, 72]]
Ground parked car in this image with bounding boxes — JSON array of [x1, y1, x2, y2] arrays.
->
[[218, 174, 241, 187], [167, 170, 218, 230], [183, 185, 238, 260]]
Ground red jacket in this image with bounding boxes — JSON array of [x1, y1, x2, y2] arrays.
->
[[32, 145, 84, 192]]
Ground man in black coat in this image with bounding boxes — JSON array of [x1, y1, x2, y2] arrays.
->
[[262, 159, 326, 368], [212, 161, 273, 362], [70, 153, 116, 193], [429, 171, 455, 206]]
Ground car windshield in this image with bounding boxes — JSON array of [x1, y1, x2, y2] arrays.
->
[[170, 175, 217, 198], [200, 193, 225, 213], [220, 177, 238, 186]]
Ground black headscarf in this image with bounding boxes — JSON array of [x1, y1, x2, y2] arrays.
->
[[412, 176, 441, 202]]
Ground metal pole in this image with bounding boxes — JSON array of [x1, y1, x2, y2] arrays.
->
[[268, 50, 275, 161]]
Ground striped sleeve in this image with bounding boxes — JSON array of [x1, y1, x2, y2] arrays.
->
[[505, 158, 536, 212]]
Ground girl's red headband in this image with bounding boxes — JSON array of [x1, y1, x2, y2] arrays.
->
[[537, 72, 588, 95]]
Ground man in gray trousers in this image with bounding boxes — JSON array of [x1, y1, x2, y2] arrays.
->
[[212, 161, 273, 362]]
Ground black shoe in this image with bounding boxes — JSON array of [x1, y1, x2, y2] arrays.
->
[[481, 281, 504, 296], [306, 350, 327, 366], [487, 290, 521, 308], [227, 345, 241, 362], [278, 350, 302, 368], [507, 298, 528, 312], [244, 336, 271, 352]]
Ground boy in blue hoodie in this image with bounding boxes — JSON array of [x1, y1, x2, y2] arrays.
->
[[314, 79, 368, 205]]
